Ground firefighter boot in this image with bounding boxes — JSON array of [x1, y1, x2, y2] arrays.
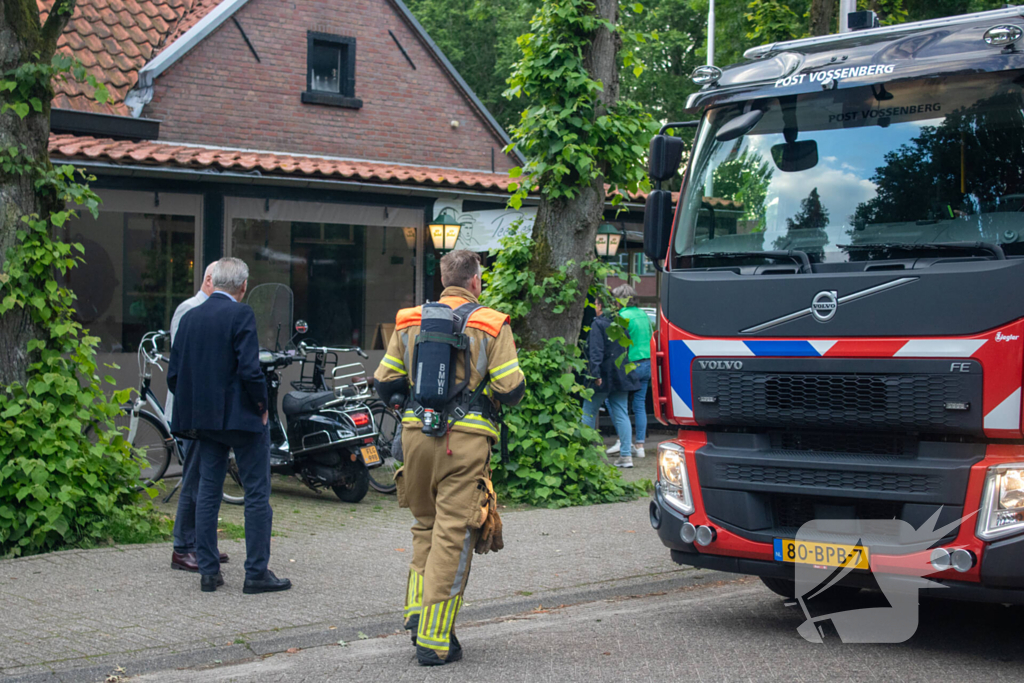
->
[[415, 595, 464, 665], [404, 569, 423, 645]]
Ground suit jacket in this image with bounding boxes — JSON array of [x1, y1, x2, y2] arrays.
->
[[164, 290, 208, 424], [168, 292, 268, 435]]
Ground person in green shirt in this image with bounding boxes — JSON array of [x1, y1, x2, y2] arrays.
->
[[605, 284, 653, 461]]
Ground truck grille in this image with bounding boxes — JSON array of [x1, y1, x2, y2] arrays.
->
[[769, 431, 913, 456], [772, 495, 902, 530], [691, 358, 982, 434], [716, 462, 942, 495]]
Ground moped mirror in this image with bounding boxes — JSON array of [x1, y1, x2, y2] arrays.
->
[[295, 320, 309, 334], [716, 109, 765, 142]]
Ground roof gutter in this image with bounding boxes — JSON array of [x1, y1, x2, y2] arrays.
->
[[52, 159, 533, 203], [46, 159, 646, 210], [126, 0, 253, 117]]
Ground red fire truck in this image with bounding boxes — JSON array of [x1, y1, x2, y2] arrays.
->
[[645, 7, 1024, 602]]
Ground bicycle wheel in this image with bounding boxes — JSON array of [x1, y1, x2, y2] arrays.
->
[[88, 410, 173, 483], [222, 451, 246, 505], [367, 402, 400, 494]]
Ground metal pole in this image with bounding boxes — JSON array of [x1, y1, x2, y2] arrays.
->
[[838, 0, 856, 33], [707, 0, 716, 66]]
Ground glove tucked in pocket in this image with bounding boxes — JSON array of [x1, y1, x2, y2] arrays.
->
[[474, 477, 503, 555]]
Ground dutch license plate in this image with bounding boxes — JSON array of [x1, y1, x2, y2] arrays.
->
[[360, 445, 380, 465], [774, 538, 870, 570]]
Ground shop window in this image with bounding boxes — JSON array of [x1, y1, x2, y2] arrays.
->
[[64, 211, 196, 353], [228, 199, 420, 352], [302, 32, 362, 108]]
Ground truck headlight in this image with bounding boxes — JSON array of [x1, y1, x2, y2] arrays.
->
[[658, 442, 694, 514], [978, 463, 1024, 540]]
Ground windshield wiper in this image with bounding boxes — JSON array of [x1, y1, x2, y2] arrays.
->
[[839, 242, 1006, 261], [693, 249, 813, 273]]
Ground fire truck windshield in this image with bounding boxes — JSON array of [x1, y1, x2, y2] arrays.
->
[[674, 71, 1024, 265]]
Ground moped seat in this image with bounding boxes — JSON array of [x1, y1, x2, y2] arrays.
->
[[282, 390, 335, 416]]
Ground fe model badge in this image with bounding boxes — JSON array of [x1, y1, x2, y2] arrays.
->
[[811, 290, 838, 322]]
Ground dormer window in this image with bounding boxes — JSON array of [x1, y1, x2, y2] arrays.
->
[[301, 32, 362, 109]]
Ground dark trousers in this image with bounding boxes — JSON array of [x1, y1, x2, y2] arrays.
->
[[195, 428, 273, 579], [172, 439, 200, 554]]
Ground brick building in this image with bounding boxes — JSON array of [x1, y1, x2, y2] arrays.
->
[[43, 0, 653, 386]]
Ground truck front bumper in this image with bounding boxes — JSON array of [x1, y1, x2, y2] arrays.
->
[[650, 436, 1024, 605]]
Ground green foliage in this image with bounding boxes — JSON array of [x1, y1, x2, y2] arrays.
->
[[859, 0, 907, 25], [0, 55, 165, 558], [745, 0, 801, 43], [712, 149, 774, 231], [619, 0, 705, 126], [483, 228, 647, 508], [404, 0, 539, 131], [0, 52, 110, 120], [503, 0, 659, 207]]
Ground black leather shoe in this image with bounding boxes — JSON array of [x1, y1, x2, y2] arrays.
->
[[200, 572, 224, 592], [416, 632, 462, 666], [243, 570, 292, 594]]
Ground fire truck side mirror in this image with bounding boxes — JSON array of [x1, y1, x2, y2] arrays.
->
[[644, 189, 674, 266], [648, 135, 685, 182]]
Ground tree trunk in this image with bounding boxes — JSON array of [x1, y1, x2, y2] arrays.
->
[[0, 0, 74, 385], [516, 0, 620, 351], [808, 0, 836, 36]]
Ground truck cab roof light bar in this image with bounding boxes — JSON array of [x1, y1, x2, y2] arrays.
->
[[744, 6, 1024, 60]]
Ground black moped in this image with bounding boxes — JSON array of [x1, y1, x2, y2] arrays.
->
[[222, 284, 384, 504]]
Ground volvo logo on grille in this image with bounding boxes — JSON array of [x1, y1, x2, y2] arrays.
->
[[698, 360, 743, 370], [811, 290, 839, 322]]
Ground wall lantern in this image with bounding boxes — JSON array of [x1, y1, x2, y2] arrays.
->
[[595, 223, 623, 258], [428, 208, 462, 253]]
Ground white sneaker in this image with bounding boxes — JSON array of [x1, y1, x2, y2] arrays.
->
[[606, 440, 621, 455], [613, 455, 634, 468], [633, 444, 645, 458]]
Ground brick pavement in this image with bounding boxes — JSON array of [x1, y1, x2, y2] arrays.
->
[[0, 435, 674, 681]]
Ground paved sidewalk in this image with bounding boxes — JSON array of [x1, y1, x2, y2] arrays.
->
[[0, 435, 680, 682]]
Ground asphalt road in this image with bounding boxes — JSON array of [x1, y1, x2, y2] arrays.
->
[[125, 575, 1024, 683]]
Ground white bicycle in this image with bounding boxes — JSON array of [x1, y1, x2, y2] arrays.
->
[[87, 330, 244, 504], [86, 331, 176, 485]]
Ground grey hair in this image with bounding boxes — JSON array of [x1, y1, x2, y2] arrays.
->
[[211, 257, 249, 292], [611, 284, 638, 307]]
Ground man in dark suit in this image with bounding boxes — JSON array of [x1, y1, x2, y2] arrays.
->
[[168, 257, 291, 594]]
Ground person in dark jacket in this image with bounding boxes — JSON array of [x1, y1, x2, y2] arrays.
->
[[168, 257, 290, 595], [582, 300, 642, 467]]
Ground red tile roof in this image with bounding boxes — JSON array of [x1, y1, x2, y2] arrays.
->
[[38, 0, 225, 116], [49, 133, 515, 192]]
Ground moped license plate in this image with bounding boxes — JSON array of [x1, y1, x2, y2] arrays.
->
[[360, 445, 380, 465]]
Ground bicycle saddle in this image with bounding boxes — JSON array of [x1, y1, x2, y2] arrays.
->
[[282, 390, 335, 416]]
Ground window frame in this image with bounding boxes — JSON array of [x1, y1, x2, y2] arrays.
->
[[302, 31, 362, 109]]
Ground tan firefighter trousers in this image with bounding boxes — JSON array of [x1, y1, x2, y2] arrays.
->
[[396, 428, 492, 657]]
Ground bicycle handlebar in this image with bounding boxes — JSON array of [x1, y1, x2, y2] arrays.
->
[[138, 330, 170, 377], [298, 342, 369, 359]]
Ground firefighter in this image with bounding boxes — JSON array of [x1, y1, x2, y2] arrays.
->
[[373, 249, 525, 666]]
